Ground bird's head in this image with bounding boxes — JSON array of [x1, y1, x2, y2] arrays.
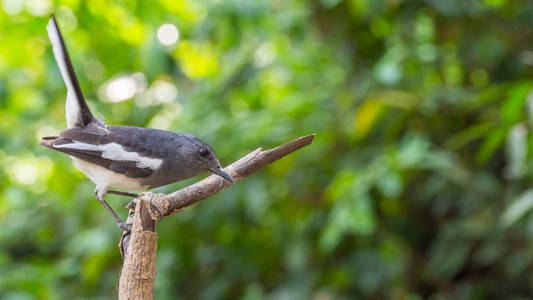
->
[[180, 135, 235, 183]]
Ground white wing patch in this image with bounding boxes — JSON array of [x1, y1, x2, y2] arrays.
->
[[54, 142, 163, 170]]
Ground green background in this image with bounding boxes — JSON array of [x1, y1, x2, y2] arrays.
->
[[2, 0, 533, 299]]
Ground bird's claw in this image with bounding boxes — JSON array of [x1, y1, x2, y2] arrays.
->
[[125, 199, 136, 209], [119, 222, 132, 231]]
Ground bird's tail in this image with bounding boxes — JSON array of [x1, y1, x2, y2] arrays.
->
[[47, 15, 96, 128], [38, 136, 58, 149]]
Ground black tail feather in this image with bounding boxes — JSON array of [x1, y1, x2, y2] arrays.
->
[[47, 14, 95, 128]]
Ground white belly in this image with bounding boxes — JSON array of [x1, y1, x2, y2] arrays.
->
[[71, 157, 149, 191]]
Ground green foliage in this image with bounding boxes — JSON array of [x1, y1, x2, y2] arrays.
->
[[2, 0, 533, 299]]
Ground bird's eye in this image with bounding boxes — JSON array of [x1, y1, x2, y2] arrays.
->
[[199, 147, 209, 157]]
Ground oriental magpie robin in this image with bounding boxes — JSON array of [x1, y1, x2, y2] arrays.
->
[[39, 15, 235, 231]]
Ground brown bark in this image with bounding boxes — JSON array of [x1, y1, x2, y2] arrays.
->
[[118, 194, 158, 300], [117, 134, 315, 299]]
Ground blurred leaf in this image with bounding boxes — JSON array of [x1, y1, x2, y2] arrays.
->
[[502, 189, 533, 227], [505, 123, 528, 179], [476, 127, 507, 164], [445, 122, 493, 149]]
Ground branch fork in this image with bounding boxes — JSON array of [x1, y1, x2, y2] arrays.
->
[[117, 134, 315, 299]]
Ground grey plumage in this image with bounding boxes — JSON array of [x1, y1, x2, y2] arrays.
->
[[40, 125, 227, 188], [40, 15, 234, 231]]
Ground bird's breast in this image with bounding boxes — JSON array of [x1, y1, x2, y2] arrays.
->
[[71, 157, 149, 191]]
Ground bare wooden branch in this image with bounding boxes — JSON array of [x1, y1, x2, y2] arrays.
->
[[149, 134, 316, 217], [117, 134, 315, 300], [118, 194, 158, 300]]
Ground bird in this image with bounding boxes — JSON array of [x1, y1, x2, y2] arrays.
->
[[39, 15, 235, 231]]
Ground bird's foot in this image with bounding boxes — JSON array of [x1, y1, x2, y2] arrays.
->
[[125, 199, 136, 209], [119, 222, 132, 232]]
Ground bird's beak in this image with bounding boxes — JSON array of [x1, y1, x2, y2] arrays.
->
[[211, 167, 235, 183]]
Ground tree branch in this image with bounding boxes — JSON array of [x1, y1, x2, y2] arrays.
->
[[118, 194, 158, 299], [117, 134, 315, 299], [152, 134, 316, 217]]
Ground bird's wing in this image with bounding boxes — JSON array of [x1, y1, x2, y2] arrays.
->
[[47, 15, 96, 128], [39, 127, 161, 178]]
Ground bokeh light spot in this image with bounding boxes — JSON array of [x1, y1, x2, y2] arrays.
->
[[2, 0, 23, 15], [106, 76, 136, 103], [84, 59, 105, 81], [25, 0, 52, 16], [254, 43, 275, 68], [374, 62, 402, 85], [157, 24, 179, 46], [14, 163, 37, 185], [99, 73, 147, 103], [149, 79, 177, 104]]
